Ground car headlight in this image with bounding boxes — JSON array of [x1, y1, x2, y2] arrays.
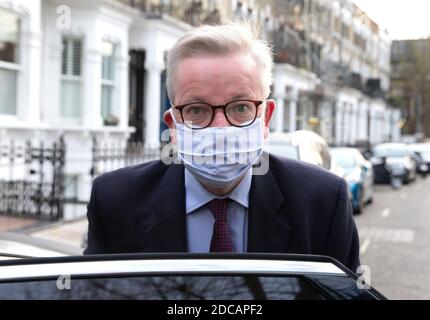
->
[[404, 159, 413, 170], [345, 168, 361, 183], [419, 164, 429, 171]]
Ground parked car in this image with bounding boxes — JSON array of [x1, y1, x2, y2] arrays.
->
[[267, 131, 336, 174], [331, 148, 374, 214], [370, 143, 417, 184], [0, 253, 386, 300], [407, 143, 430, 177], [354, 140, 373, 160]]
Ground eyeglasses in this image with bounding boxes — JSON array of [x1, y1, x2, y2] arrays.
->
[[171, 99, 264, 130]]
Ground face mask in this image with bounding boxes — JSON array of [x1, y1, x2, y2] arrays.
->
[[170, 110, 264, 189]]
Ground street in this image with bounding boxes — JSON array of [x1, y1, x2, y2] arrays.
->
[[355, 175, 430, 300]]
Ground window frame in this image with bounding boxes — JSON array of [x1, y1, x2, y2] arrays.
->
[[0, 8, 22, 117], [60, 36, 83, 121], [100, 40, 117, 126]]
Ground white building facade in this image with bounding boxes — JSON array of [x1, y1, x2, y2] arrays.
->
[[0, 0, 401, 220], [0, 0, 190, 220], [288, 0, 400, 146]]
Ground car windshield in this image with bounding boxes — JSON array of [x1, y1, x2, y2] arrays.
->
[[409, 144, 430, 152], [268, 144, 299, 160], [373, 145, 408, 158], [409, 144, 430, 157], [331, 150, 357, 169]]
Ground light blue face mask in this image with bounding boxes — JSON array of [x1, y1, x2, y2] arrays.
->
[[170, 110, 264, 189]]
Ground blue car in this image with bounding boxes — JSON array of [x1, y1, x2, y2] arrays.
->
[[331, 148, 374, 214]]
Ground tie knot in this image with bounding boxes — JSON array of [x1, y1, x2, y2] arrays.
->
[[208, 198, 229, 223]]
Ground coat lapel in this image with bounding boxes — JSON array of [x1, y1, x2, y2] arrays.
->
[[247, 165, 292, 253], [141, 163, 188, 252], [138, 158, 291, 253]]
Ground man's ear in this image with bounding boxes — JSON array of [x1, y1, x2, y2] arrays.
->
[[263, 99, 276, 139], [163, 109, 177, 143], [163, 109, 174, 129]]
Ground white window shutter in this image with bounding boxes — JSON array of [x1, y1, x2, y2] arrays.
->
[[0, 68, 17, 115], [60, 37, 82, 119], [101, 41, 116, 124], [0, 9, 20, 115], [72, 39, 81, 76]]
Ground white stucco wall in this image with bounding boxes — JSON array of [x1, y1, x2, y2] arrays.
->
[[272, 63, 319, 134], [41, 0, 133, 129], [0, 0, 42, 127], [130, 16, 191, 147]]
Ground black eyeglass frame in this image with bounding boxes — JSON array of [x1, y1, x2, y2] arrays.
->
[[171, 99, 264, 130]]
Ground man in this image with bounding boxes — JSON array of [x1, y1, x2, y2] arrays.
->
[[84, 22, 360, 272]]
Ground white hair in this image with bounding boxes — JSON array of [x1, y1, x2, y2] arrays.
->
[[166, 21, 274, 103]]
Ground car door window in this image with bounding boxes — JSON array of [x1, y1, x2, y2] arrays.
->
[[0, 275, 327, 300], [307, 275, 381, 300]]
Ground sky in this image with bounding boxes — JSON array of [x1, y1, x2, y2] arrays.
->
[[352, 0, 430, 40]]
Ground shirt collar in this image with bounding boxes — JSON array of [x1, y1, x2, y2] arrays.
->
[[184, 168, 252, 214]]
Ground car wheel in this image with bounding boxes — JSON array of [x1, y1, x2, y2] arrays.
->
[[365, 183, 373, 204], [391, 177, 403, 190], [411, 171, 417, 182], [403, 172, 411, 184], [353, 188, 364, 214]]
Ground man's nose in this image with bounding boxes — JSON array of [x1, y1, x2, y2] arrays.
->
[[210, 108, 230, 127]]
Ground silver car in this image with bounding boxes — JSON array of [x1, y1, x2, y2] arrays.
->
[[267, 131, 334, 174]]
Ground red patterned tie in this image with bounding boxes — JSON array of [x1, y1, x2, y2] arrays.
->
[[208, 198, 233, 252]]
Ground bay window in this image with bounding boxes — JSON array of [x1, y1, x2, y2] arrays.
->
[[60, 37, 82, 118], [0, 8, 20, 115], [101, 41, 117, 125]]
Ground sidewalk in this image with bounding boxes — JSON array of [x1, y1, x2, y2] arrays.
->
[[26, 218, 88, 249], [0, 215, 42, 233], [0, 214, 88, 250]]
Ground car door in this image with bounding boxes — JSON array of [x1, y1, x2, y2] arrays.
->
[[0, 254, 386, 300], [356, 151, 373, 200], [0, 270, 384, 300]]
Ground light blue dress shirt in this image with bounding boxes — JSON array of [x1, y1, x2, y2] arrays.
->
[[184, 168, 251, 253]]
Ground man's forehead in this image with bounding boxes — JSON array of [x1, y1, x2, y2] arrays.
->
[[173, 52, 262, 104], [177, 52, 257, 72], [180, 93, 255, 103]]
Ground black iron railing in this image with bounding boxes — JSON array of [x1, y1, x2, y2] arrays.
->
[[0, 135, 168, 220], [89, 136, 162, 180], [0, 138, 65, 220]]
